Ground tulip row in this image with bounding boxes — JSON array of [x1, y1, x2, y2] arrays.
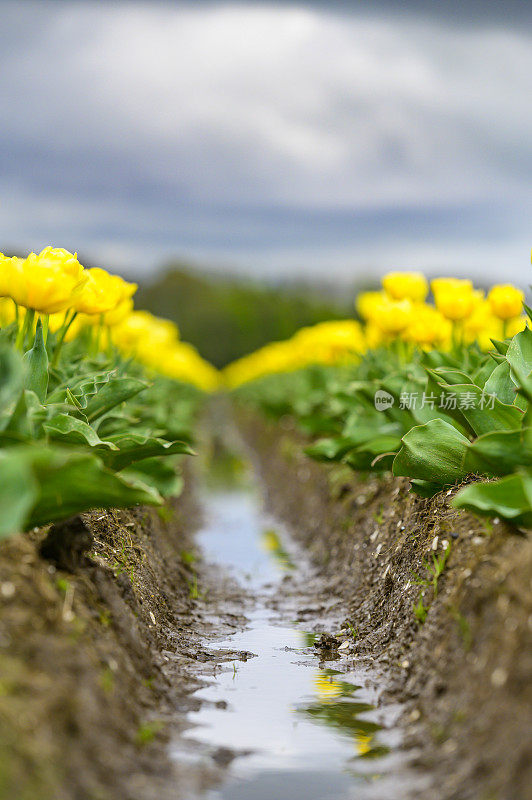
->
[[225, 274, 526, 388], [0, 247, 219, 391], [230, 271, 532, 528], [0, 246, 219, 538]]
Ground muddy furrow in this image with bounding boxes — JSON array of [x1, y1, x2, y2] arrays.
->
[[238, 410, 531, 800], [0, 414, 530, 800]]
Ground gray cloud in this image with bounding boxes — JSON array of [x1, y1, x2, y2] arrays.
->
[[0, 0, 531, 282]]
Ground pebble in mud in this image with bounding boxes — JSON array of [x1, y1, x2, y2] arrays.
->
[[211, 747, 238, 767], [0, 582, 16, 598]]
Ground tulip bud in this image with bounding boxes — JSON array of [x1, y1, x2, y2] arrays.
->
[[23, 319, 49, 402]]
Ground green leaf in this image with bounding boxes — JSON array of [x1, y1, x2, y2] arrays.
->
[[409, 479, 446, 498], [0, 346, 24, 419], [342, 412, 399, 439], [0, 321, 17, 346], [413, 372, 473, 434], [483, 361, 518, 406], [2, 390, 46, 440], [421, 349, 458, 369], [85, 377, 148, 422], [66, 387, 84, 412], [427, 367, 474, 386], [506, 328, 532, 401], [393, 419, 471, 485], [452, 472, 532, 528], [43, 414, 118, 449], [26, 447, 162, 529], [490, 339, 509, 355], [472, 358, 498, 389], [465, 429, 532, 476], [22, 319, 49, 402], [356, 434, 402, 457], [305, 437, 355, 462], [435, 384, 522, 437], [93, 411, 140, 438], [0, 445, 165, 535], [121, 458, 184, 498], [102, 434, 194, 470], [0, 450, 38, 537], [344, 434, 401, 471], [47, 370, 113, 405]]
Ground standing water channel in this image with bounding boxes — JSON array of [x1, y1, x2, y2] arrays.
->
[[170, 452, 416, 800]]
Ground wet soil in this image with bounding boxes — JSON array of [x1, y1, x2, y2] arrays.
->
[[174, 485, 424, 800], [0, 410, 530, 800], [238, 410, 532, 800], [0, 482, 207, 800]]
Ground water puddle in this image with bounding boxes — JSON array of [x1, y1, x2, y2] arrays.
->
[[171, 487, 411, 799]]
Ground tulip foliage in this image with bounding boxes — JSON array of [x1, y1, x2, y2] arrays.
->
[[0, 246, 219, 538], [230, 271, 532, 528]]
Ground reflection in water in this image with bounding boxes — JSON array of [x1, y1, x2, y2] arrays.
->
[[300, 668, 390, 761], [356, 733, 374, 758], [313, 670, 348, 701], [177, 487, 398, 799], [261, 528, 295, 571]]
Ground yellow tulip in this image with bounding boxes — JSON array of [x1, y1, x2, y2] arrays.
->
[[110, 308, 218, 390], [48, 311, 67, 332], [113, 310, 178, 353], [293, 320, 365, 361], [356, 291, 386, 321], [155, 342, 220, 392], [462, 300, 501, 348], [0, 253, 21, 298], [0, 297, 16, 326], [224, 319, 366, 387], [373, 296, 413, 336], [103, 297, 135, 326], [358, 291, 414, 336], [365, 321, 385, 349], [74, 267, 137, 315], [405, 304, 451, 348], [506, 315, 528, 338], [382, 271, 428, 302], [6, 247, 87, 314], [431, 278, 481, 322], [487, 284, 524, 321], [463, 300, 496, 334]]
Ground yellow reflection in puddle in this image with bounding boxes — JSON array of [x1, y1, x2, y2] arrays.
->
[[355, 732, 373, 756], [313, 671, 344, 702], [261, 528, 295, 571], [298, 668, 390, 761]]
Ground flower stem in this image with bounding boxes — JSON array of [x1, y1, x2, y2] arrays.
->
[[41, 314, 49, 344], [51, 310, 77, 367], [94, 314, 104, 355], [15, 308, 35, 351]]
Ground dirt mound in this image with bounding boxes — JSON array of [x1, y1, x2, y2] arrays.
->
[[0, 489, 201, 800]]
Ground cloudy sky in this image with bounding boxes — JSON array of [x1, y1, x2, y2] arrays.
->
[[1, 0, 531, 283]]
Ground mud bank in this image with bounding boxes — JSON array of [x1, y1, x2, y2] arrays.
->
[[0, 479, 211, 800], [239, 410, 532, 800]]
